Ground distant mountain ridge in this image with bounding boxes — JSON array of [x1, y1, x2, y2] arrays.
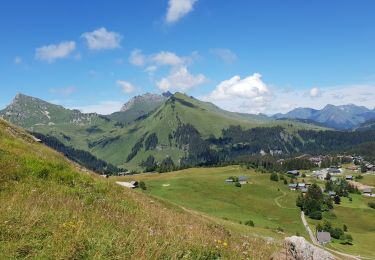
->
[[273, 104, 375, 130], [0, 93, 109, 129], [1, 92, 374, 171]]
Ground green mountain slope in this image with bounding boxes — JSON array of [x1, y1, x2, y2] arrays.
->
[[87, 93, 330, 169], [0, 118, 275, 258], [1, 92, 352, 171]]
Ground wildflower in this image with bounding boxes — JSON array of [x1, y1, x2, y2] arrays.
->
[[223, 242, 228, 247]]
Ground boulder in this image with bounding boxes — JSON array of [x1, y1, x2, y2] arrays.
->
[[271, 236, 335, 260]]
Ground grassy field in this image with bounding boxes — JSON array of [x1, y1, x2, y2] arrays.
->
[[118, 166, 308, 239], [358, 173, 375, 187], [118, 166, 375, 258], [0, 119, 278, 259]]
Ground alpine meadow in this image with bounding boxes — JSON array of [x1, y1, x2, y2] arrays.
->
[[1, 1, 375, 259]]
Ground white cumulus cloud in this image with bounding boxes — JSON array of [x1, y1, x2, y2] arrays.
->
[[129, 49, 145, 67], [35, 41, 76, 62], [203, 73, 272, 114], [82, 27, 122, 50], [207, 73, 270, 101], [151, 51, 186, 66], [157, 66, 207, 92], [166, 0, 197, 24], [210, 48, 237, 63], [117, 80, 135, 94]]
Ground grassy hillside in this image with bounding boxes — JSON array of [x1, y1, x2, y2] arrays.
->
[[0, 119, 277, 259], [117, 166, 307, 238]]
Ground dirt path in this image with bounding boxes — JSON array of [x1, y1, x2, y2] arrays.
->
[[274, 190, 297, 210]]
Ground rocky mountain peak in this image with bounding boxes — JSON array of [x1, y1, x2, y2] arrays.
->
[[120, 93, 167, 112]]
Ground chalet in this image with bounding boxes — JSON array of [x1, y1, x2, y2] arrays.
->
[[298, 183, 306, 188], [345, 175, 353, 181], [363, 188, 373, 196], [328, 167, 341, 174], [225, 179, 234, 183], [330, 177, 338, 182], [367, 165, 375, 171], [312, 169, 328, 180], [287, 170, 300, 176], [238, 176, 248, 184], [288, 184, 297, 191], [317, 231, 331, 244], [300, 187, 308, 193], [347, 165, 358, 171]]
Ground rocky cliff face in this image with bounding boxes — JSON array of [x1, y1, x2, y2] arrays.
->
[[120, 93, 167, 112], [271, 236, 335, 260]]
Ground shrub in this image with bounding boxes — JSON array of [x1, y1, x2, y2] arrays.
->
[[228, 176, 239, 182], [309, 211, 322, 220], [343, 224, 348, 232], [270, 172, 279, 182], [234, 182, 241, 188], [276, 226, 284, 232], [283, 179, 288, 185], [340, 234, 353, 245], [330, 228, 344, 239], [301, 173, 306, 178], [333, 195, 341, 204], [244, 220, 254, 227], [139, 181, 147, 190], [36, 168, 49, 179], [368, 202, 375, 209]]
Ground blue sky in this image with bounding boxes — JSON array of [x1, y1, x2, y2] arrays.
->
[[1, 0, 374, 114]]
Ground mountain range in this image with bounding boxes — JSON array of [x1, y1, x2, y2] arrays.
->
[[1, 92, 375, 171], [273, 104, 375, 130]]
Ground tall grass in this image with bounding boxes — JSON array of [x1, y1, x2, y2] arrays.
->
[[0, 119, 277, 259]]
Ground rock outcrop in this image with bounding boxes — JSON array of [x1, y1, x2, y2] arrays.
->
[[271, 236, 335, 260]]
